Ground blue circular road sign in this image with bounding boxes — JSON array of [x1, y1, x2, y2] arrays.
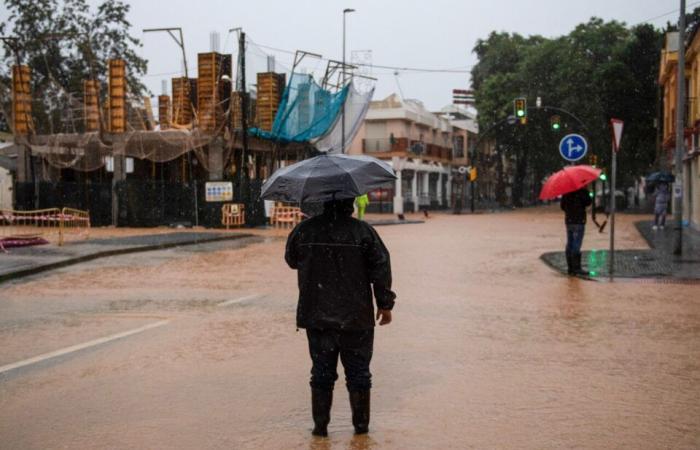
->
[[559, 133, 588, 162]]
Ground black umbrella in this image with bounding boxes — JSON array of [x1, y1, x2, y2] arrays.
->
[[260, 153, 396, 203], [645, 171, 675, 183]]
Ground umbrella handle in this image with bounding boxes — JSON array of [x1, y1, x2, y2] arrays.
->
[[591, 206, 608, 233]]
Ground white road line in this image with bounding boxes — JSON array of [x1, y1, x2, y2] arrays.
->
[[0, 320, 170, 375], [217, 293, 263, 307]]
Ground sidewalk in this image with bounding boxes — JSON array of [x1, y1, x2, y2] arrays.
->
[[541, 220, 700, 281], [0, 231, 254, 283]]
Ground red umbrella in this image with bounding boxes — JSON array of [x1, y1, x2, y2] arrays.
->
[[539, 165, 601, 200]]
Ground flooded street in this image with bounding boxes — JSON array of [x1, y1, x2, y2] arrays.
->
[[1, 207, 699, 449]]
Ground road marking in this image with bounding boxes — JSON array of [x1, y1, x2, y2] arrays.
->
[[0, 320, 170, 375], [217, 294, 263, 307]]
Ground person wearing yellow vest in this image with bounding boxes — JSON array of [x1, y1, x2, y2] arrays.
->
[[355, 194, 370, 220]]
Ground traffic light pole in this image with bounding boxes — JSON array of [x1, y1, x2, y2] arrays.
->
[[470, 168, 475, 213]]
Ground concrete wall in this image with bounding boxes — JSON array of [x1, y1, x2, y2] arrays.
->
[[0, 167, 12, 209]]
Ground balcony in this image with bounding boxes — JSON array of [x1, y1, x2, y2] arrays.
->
[[363, 137, 409, 153], [362, 137, 452, 161]]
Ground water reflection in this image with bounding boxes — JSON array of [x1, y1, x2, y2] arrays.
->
[[308, 436, 331, 450], [557, 278, 588, 322], [347, 434, 377, 450], [307, 434, 377, 450]]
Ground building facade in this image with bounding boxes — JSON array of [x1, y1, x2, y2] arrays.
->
[[660, 31, 700, 230], [348, 94, 478, 214]]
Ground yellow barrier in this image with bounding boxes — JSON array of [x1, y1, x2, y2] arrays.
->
[[0, 207, 90, 246], [59, 207, 91, 245], [269, 206, 303, 229]]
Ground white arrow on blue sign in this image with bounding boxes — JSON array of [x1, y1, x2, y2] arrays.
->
[[558, 133, 588, 162]]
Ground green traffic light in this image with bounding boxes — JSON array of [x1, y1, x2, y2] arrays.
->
[[599, 173, 607, 181], [552, 123, 560, 130], [516, 110, 525, 117], [589, 191, 594, 198]]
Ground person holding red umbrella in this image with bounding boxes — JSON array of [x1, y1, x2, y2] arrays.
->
[[539, 165, 600, 276], [560, 188, 592, 275]]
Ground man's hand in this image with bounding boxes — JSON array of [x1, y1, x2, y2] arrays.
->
[[376, 309, 392, 326]]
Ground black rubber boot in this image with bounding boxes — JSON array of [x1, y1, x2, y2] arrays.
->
[[349, 390, 370, 434], [573, 252, 588, 276], [311, 388, 333, 437], [565, 252, 575, 275]]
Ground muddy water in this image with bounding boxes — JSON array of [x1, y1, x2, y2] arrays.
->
[[1, 207, 699, 449]]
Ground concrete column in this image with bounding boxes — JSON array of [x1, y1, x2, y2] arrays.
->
[[437, 172, 443, 206], [412, 171, 419, 212], [423, 170, 430, 207], [446, 173, 453, 207], [393, 169, 404, 215], [207, 140, 224, 181], [111, 139, 127, 226], [16, 145, 30, 182]]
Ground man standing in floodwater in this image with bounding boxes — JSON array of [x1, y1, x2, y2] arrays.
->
[[560, 187, 592, 276], [285, 198, 396, 437]]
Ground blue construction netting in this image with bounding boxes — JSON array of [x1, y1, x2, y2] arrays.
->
[[250, 72, 349, 143]]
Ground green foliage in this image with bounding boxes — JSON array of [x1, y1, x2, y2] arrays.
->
[[0, 0, 147, 133], [470, 18, 663, 206]]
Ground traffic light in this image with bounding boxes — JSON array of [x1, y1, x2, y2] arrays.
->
[[469, 167, 478, 182], [599, 172, 607, 182], [514, 97, 527, 119], [589, 154, 598, 167], [550, 114, 561, 131]]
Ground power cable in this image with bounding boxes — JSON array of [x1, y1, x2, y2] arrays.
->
[[633, 1, 700, 26], [248, 41, 473, 74]]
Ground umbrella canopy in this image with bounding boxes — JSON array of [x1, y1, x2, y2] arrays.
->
[[539, 165, 601, 200], [260, 153, 396, 203], [645, 171, 675, 183]]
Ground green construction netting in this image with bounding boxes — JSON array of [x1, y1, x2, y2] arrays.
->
[[250, 72, 349, 143]]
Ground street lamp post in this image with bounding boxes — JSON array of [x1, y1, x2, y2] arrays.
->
[[342, 8, 355, 154]]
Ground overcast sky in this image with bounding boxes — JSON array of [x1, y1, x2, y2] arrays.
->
[[1, 0, 682, 109]]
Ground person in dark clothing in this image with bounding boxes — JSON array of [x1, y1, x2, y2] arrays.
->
[[285, 198, 396, 437], [560, 187, 592, 276]]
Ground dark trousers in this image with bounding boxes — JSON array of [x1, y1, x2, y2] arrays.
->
[[306, 328, 374, 392], [565, 223, 585, 255], [654, 212, 667, 227]]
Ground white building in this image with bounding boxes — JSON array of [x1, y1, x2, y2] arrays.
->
[[348, 94, 477, 214]]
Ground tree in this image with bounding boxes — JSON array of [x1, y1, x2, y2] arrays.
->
[[0, 0, 147, 134], [470, 18, 663, 206]]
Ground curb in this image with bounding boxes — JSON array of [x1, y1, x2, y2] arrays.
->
[[539, 252, 596, 281], [0, 233, 255, 284]]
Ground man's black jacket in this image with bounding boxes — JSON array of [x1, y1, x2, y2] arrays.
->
[[285, 207, 396, 330], [560, 188, 592, 225]]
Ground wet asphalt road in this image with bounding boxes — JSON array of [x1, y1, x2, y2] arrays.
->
[[1, 208, 699, 449]]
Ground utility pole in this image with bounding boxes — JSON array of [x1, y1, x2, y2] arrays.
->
[[237, 29, 249, 192], [673, 0, 686, 255]]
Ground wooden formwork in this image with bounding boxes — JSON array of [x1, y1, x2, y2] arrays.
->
[[11, 65, 32, 135], [197, 52, 232, 131], [158, 95, 171, 129], [108, 59, 126, 133], [255, 72, 286, 131], [83, 80, 100, 132], [172, 77, 194, 125]]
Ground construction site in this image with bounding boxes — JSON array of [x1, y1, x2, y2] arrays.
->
[[1, 31, 370, 238]]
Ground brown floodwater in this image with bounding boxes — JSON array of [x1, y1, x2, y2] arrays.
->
[[1, 207, 699, 449]]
